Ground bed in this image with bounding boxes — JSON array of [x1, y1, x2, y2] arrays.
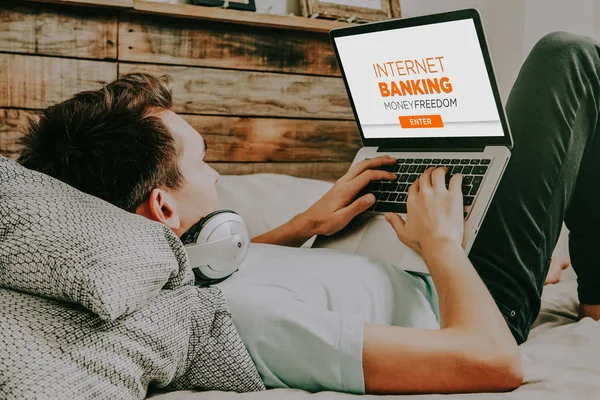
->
[[148, 172, 600, 400], [2, 3, 594, 396]]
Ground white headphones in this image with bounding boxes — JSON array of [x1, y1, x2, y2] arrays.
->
[[180, 209, 250, 286]]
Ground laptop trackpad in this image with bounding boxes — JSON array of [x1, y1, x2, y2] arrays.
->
[[311, 213, 371, 252], [356, 217, 430, 274]]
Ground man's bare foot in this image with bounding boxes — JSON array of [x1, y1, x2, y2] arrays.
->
[[579, 304, 600, 321], [544, 256, 571, 285]]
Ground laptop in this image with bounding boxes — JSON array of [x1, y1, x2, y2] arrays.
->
[[311, 9, 513, 274]]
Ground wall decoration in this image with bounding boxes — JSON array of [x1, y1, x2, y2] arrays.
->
[[300, 0, 401, 22], [191, 0, 257, 12]]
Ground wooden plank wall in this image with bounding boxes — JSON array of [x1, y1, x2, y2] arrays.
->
[[0, 1, 361, 181]]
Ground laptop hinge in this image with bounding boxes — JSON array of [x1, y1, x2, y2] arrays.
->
[[377, 147, 486, 153]]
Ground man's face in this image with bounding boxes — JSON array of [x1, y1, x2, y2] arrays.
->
[[158, 110, 220, 235]]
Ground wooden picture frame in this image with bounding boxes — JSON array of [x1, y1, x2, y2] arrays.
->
[[300, 0, 401, 22], [191, 0, 256, 12]]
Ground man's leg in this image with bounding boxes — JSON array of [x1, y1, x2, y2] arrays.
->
[[469, 31, 600, 344]]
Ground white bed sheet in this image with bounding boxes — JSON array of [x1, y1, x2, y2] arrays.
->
[[149, 173, 599, 400]]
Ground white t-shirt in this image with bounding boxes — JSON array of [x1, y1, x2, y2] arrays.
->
[[217, 243, 440, 394]]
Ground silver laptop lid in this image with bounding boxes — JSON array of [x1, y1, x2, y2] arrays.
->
[[330, 9, 513, 150]]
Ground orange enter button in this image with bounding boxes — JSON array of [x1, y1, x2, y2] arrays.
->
[[399, 114, 444, 128]]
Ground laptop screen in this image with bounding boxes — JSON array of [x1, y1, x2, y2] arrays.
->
[[333, 18, 505, 141]]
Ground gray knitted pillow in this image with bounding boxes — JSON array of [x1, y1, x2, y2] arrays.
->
[[0, 284, 265, 399], [0, 156, 193, 321]]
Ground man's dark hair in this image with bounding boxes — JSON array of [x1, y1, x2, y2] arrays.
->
[[18, 73, 184, 212]]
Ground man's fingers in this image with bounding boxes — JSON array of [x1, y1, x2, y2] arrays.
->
[[385, 212, 405, 236], [408, 177, 419, 197], [449, 173, 463, 194], [339, 155, 396, 183], [348, 169, 396, 194], [419, 167, 435, 191], [338, 193, 376, 221], [431, 167, 447, 190]]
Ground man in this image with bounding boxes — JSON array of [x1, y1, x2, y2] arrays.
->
[[17, 31, 595, 394]]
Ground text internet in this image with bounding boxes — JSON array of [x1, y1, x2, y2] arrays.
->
[[373, 56, 454, 97]]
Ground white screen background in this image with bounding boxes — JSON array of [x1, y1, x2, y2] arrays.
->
[[334, 19, 504, 139]]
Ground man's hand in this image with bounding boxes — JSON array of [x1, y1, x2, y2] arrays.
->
[[301, 155, 397, 236], [385, 167, 464, 255]]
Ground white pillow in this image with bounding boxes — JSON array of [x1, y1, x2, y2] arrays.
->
[[217, 174, 333, 239]]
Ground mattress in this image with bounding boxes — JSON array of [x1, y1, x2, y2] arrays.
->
[[149, 173, 599, 400]]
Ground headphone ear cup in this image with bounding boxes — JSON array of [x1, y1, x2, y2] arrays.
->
[[181, 209, 237, 246], [184, 209, 250, 284]]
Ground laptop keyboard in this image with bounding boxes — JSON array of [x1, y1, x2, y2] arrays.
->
[[359, 157, 491, 218]]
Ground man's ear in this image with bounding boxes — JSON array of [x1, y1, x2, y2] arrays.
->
[[136, 188, 181, 232]]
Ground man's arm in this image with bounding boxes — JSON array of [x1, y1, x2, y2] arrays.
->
[[251, 212, 318, 247], [251, 156, 398, 247], [362, 168, 522, 394]]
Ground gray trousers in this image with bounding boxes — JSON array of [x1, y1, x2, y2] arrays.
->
[[470, 31, 600, 344]]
